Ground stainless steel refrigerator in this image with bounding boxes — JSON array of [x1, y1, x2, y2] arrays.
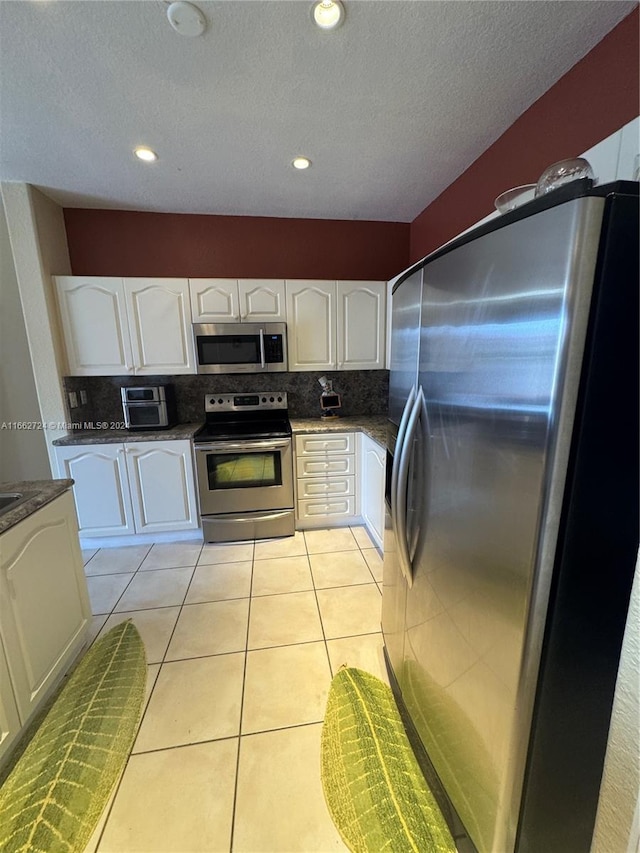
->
[[381, 180, 638, 853]]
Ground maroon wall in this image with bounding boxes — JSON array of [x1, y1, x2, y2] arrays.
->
[[64, 209, 410, 281], [409, 8, 640, 261]]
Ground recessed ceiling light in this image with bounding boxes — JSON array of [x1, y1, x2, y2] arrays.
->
[[134, 147, 158, 162], [292, 156, 312, 170], [312, 0, 344, 30], [166, 1, 206, 37]]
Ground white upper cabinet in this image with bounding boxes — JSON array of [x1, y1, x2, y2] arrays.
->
[[56, 277, 196, 375], [238, 279, 286, 322], [190, 278, 286, 323], [286, 280, 336, 371], [125, 278, 196, 375], [337, 281, 386, 370], [286, 280, 386, 371], [55, 276, 134, 375], [189, 278, 239, 322]]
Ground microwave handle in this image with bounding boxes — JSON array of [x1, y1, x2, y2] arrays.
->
[[259, 329, 266, 369]]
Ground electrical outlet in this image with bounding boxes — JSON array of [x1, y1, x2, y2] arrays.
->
[[68, 391, 78, 409], [79, 390, 88, 405]]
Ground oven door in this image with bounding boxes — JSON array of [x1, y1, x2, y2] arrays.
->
[[123, 402, 167, 429], [194, 437, 294, 515]]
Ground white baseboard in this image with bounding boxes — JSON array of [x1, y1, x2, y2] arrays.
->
[[80, 529, 204, 549]]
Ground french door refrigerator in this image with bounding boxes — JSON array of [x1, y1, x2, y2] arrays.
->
[[381, 180, 638, 853]]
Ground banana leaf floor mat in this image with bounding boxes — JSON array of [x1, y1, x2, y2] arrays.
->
[[321, 667, 457, 853], [0, 621, 146, 853]]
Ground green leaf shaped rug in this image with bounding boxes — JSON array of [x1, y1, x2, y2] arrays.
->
[[0, 620, 146, 853], [321, 667, 456, 853]]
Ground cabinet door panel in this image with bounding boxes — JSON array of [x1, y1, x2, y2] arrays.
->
[[295, 433, 354, 455], [0, 640, 21, 766], [0, 492, 90, 721], [126, 440, 199, 533], [361, 435, 385, 549], [126, 278, 196, 374], [297, 496, 356, 520], [296, 455, 356, 478], [286, 281, 336, 370], [297, 475, 355, 499], [55, 445, 134, 536], [238, 279, 286, 321], [55, 276, 133, 375], [189, 279, 239, 322], [337, 281, 386, 370]]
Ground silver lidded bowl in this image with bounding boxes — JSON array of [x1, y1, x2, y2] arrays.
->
[[535, 158, 595, 197]]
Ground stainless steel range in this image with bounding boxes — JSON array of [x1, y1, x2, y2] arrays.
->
[[193, 392, 294, 543]]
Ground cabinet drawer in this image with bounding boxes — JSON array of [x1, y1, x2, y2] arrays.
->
[[295, 433, 354, 456], [297, 496, 356, 520], [296, 455, 355, 478], [297, 475, 355, 499]]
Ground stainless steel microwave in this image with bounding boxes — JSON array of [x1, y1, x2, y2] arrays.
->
[[193, 323, 288, 374]]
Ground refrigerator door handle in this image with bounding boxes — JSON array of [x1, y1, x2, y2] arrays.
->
[[395, 386, 423, 588], [391, 384, 417, 535]]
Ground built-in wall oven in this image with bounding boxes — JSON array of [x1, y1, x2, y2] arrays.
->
[[193, 392, 294, 542]]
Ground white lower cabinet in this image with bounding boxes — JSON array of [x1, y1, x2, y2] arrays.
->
[[55, 443, 135, 536], [294, 430, 387, 544], [360, 433, 386, 550], [124, 442, 199, 533], [0, 491, 91, 766], [295, 432, 358, 527], [55, 439, 199, 538], [0, 639, 21, 768]]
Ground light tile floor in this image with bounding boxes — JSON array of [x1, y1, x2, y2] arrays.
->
[[82, 527, 388, 853]]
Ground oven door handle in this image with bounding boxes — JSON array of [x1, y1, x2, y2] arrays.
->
[[195, 439, 291, 452], [259, 329, 266, 369]]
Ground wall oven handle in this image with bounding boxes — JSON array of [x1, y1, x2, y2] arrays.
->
[[195, 439, 291, 453], [259, 329, 266, 369], [395, 386, 423, 589]]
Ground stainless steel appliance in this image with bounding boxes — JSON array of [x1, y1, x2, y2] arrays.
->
[[193, 392, 294, 542], [382, 180, 638, 853], [121, 385, 177, 430], [193, 322, 288, 374]]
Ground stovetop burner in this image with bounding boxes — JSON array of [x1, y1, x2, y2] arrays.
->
[[193, 391, 291, 443]]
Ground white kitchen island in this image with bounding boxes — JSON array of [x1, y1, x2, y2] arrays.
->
[[0, 479, 91, 769]]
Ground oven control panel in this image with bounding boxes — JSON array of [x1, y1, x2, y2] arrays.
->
[[204, 392, 287, 413]]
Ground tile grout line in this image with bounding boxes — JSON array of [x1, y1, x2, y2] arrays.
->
[[229, 538, 256, 853], [93, 541, 203, 852], [91, 543, 156, 853]]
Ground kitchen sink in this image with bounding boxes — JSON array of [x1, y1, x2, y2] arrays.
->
[[0, 492, 37, 515]]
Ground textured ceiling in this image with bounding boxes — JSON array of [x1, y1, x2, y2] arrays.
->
[[0, 0, 634, 221]]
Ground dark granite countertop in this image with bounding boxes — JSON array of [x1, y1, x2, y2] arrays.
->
[[290, 416, 388, 449], [52, 423, 203, 446], [0, 479, 74, 535]]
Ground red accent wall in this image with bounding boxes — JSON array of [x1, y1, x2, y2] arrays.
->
[[409, 8, 640, 262], [64, 209, 410, 281]]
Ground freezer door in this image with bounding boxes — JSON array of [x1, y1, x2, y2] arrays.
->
[[388, 269, 422, 426], [400, 196, 605, 852]]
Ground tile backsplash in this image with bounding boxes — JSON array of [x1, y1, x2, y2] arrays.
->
[[63, 371, 389, 426]]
